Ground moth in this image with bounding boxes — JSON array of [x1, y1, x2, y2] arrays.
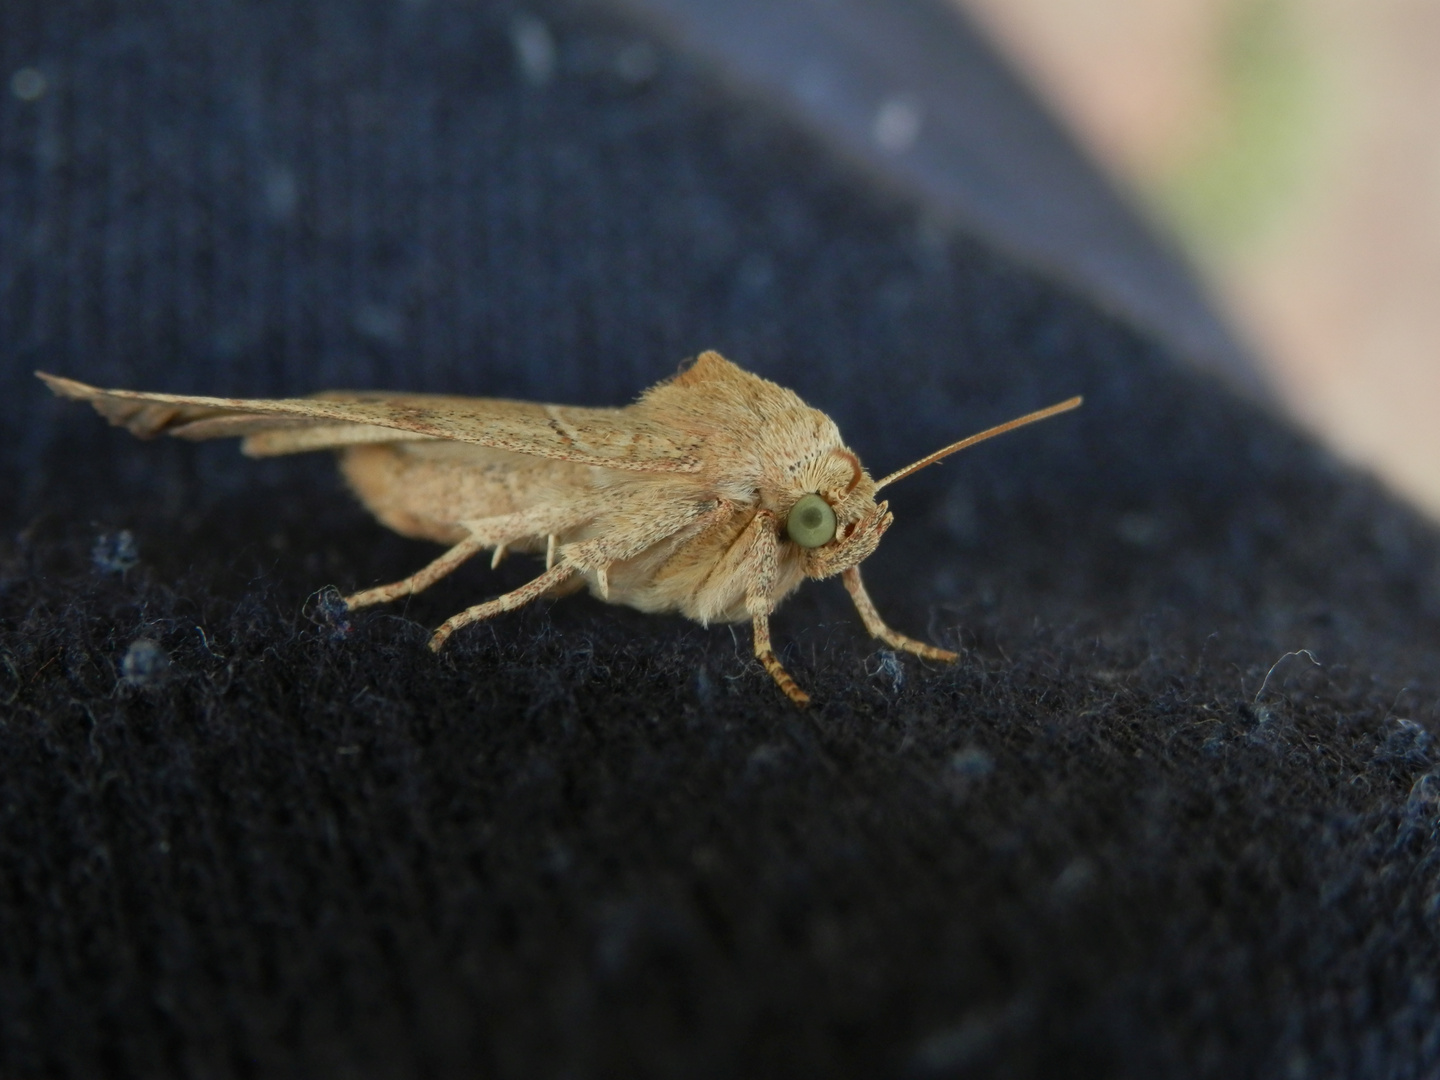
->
[[39, 353, 1079, 705]]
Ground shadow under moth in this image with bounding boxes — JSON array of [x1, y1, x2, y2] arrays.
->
[[39, 353, 1079, 705]]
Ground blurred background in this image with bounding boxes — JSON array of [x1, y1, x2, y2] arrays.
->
[[959, 0, 1440, 518], [11, 0, 1435, 517]]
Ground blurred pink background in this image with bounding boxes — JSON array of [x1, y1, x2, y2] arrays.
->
[[959, 0, 1440, 518]]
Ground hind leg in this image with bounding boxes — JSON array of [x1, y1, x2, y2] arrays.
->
[[344, 534, 488, 609], [427, 564, 577, 651], [344, 500, 599, 611]]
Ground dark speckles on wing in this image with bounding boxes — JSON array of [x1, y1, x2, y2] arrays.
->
[[546, 416, 575, 446]]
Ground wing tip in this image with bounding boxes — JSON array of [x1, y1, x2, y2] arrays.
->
[[36, 371, 100, 401]]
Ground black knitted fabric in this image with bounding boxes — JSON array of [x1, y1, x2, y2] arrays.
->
[[3, 1, 1440, 1077]]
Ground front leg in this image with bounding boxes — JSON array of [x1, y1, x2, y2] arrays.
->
[[751, 610, 809, 707], [736, 510, 810, 706], [842, 565, 957, 662]]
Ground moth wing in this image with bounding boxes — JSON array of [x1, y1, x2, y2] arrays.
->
[[37, 374, 705, 473]]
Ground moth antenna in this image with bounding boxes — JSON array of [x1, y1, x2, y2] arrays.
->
[[873, 396, 1082, 491]]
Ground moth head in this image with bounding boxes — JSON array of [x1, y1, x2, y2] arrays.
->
[[783, 448, 890, 579], [784, 395, 1083, 579]]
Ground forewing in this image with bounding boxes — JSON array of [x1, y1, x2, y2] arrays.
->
[[37, 374, 705, 472]]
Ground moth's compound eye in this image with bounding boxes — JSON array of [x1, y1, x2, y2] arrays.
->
[[786, 493, 837, 548]]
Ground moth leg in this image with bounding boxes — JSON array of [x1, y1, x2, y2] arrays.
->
[[490, 544, 508, 570], [752, 611, 810, 707], [344, 533, 488, 610], [428, 563, 577, 652], [429, 498, 724, 653], [841, 566, 958, 662], [733, 510, 811, 706]]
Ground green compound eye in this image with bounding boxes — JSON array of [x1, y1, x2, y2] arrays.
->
[[785, 493, 837, 548]]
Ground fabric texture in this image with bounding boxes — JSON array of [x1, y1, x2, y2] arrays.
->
[[3, 1, 1440, 1076]]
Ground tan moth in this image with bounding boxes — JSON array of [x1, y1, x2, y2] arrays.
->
[[39, 353, 1080, 705]]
